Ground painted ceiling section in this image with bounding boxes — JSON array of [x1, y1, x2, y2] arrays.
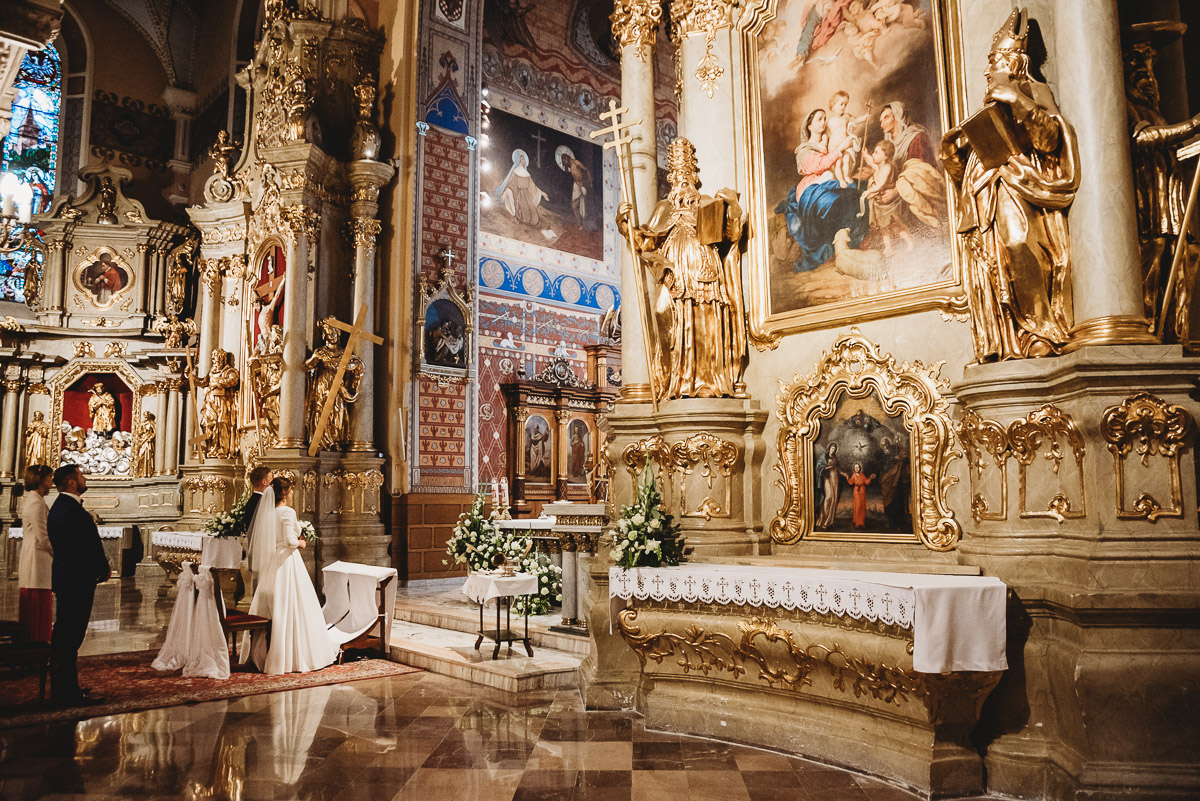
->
[[98, 0, 201, 86]]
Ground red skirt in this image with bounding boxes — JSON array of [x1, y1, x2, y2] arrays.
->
[[18, 588, 53, 643]]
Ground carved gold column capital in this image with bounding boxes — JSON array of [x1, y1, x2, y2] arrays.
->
[[611, 0, 663, 62], [46, 239, 68, 253], [200, 258, 223, 295], [281, 204, 321, 243], [348, 218, 382, 250], [669, 0, 736, 37], [2, 379, 22, 393]]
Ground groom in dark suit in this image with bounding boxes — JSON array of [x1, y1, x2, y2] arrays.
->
[[243, 465, 274, 590], [47, 464, 110, 705]]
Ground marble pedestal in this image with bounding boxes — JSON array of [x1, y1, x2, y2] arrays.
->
[[543, 502, 607, 629], [603, 398, 769, 557], [178, 463, 243, 530], [952, 345, 1200, 801]]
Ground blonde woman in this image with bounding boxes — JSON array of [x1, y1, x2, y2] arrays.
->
[[18, 465, 54, 642]]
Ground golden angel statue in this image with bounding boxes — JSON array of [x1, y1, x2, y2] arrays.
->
[[134, 411, 156, 477], [939, 8, 1080, 362], [305, 318, 363, 451], [24, 411, 52, 469], [88, 382, 117, 433], [191, 348, 240, 458], [617, 138, 747, 399]]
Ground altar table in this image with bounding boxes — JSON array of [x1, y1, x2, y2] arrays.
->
[[463, 571, 538, 659], [609, 564, 1007, 673]]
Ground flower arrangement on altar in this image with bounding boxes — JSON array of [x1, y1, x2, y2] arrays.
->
[[204, 488, 252, 538], [444, 493, 562, 615], [611, 469, 684, 570]]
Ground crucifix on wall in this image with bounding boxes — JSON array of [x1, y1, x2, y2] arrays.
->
[[529, 130, 547, 167]]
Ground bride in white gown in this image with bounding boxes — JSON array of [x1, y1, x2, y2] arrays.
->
[[244, 476, 339, 674]]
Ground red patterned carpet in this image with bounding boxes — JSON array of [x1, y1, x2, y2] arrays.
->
[[0, 650, 420, 729]]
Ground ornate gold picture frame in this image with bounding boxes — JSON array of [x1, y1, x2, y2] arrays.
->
[[738, 0, 968, 346], [772, 329, 960, 550], [72, 246, 136, 311], [419, 264, 472, 378], [47, 358, 145, 480]]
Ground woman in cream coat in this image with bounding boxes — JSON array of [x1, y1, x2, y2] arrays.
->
[[18, 464, 54, 642]]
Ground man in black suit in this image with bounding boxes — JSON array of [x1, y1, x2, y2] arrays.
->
[[47, 464, 109, 706], [242, 465, 274, 591]]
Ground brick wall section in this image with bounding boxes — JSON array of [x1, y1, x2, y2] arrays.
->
[[393, 492, 475, 581]]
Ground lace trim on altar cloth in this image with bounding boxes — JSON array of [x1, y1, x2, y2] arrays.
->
[[609, 566, 914, 629]]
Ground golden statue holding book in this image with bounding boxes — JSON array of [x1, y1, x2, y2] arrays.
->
[[616, 138, 748, 400], [939, 7, 1081, 362]]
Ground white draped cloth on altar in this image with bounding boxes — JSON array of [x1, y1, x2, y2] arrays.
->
[[243, 503, 338, 674]]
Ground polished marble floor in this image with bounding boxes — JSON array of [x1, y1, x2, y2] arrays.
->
[[0, 575, 997, 801]]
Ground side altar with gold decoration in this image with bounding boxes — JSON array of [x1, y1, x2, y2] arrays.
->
[[0, 162, 195, 575], [582, 3, 1200, 801], [178, 1, 393, 576]]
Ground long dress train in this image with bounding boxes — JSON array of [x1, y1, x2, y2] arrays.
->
[[257, 505, 338, 674]]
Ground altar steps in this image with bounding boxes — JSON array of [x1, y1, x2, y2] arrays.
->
[[386, 586, 590, 694]]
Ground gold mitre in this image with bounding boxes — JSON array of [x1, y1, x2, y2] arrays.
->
[[991, 7, 1029, 54]]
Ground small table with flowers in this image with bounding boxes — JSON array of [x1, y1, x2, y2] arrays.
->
[[462, 571, 538, 659]]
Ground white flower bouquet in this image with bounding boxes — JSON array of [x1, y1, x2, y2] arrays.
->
[[444, 493, 562, 615], [610, 469, 684, 570], [298, 520, 318, 542]]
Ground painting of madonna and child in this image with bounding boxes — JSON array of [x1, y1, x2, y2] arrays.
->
[[812, 393, 912, 535], [480, 108, 605, 261], [757, 0, 953, 316]]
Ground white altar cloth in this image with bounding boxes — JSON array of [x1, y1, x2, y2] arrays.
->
[[609, 564, 1007, 674], [463, 572, 539, 607], [200, 537, 243, 569], [321, 561, 398, 649], [152, 530, 206, 550], [496, 517, 556, 532], [10, 525, 127, 540]]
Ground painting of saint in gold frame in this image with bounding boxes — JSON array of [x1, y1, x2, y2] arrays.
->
[[741, 0, 967, 341], [72, 247, 135, 310]]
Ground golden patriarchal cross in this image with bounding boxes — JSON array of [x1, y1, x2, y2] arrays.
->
[[307, 302, 384, 457], [184, 346, 209, 460], [589, 99, 660, 411]]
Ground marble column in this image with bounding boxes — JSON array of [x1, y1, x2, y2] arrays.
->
[[554, 407, 570, 500], [154, 381, 169, 475], [1055, 0, 1157, 348], [41, 239, 68, 322], [197, 258, 223, 376], [612, 0, 662, 402], [163, 377, 181, 475], [277, 207, 317, 449], [0, 379, 21, 479], [347, 218, 382, 451], [135, 243, 151, 314], [219, 256, 246, 362], [671, 0, 739, 189]]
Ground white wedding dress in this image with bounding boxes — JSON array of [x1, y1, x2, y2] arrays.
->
[[245, 504, 338, 674]]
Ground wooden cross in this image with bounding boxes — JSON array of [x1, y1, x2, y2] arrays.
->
[[589, 99, 660, 411], [254, 273, 284, 301], [529, 130, 547, 167], [184, 346, 209, 462], [307, 302, 384, 457]]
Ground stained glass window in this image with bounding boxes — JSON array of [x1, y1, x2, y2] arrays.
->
[[1, 46, 60, 304]]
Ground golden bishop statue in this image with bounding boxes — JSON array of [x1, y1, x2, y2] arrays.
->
[[191, 348, 241, 458], [618, 138, 747, 400], [939, 7, 1080, 362]]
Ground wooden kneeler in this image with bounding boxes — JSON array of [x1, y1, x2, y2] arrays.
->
[[196, 563, 270, 660]]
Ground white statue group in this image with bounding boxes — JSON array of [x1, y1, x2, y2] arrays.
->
[[153, 466, 338, 678]]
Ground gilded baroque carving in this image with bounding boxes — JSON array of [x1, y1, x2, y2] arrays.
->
[[103, 342, 128, 359], [617, 608, 998, 724], [303, 470, 317, 513], [669, 0, 735, 99], [611, 0, 663, 62], [772, 329, 961, 550], [151, 314, 197, 349], [1008, 404, 1086, 522], [621, 432, 739, 519], [1100, 392, 1194, 522], [957, 410, 1010, 522], [183, 475, 232, 514], [74, 341, 96, 358], [348, 218, 381, 249]]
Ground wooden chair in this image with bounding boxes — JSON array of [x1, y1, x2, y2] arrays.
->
[[0, 620, 53, 701], [193, 563, 270, 661]]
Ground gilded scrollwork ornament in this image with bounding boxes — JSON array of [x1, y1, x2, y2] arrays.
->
[[669, 0, 736, 99], [1008, 404, 1086, 523], [772, 329, 960, 550], [957, 410, 1010, 522], [1100, 392, 1194, 522]]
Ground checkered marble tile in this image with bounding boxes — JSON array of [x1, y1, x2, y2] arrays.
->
[[0, 670, 1003, 801]]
